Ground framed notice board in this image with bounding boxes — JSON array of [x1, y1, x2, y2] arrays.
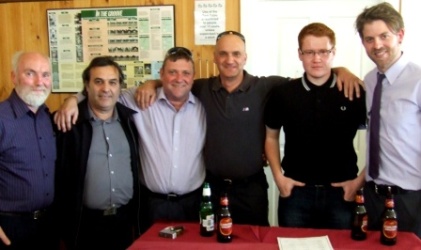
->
[[47, 5, 175, 92]]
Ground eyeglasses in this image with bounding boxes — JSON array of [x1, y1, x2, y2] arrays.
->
[[166, 47, 193, 58], [299, 47, 335, 58], [216, 30, 246, 43]]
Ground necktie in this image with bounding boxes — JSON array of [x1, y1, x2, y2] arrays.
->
[[369, 73, 385, 179]]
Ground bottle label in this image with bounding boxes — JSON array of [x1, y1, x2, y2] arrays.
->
[[220, 197, 229, 206], [361, 215, 368, 232], [385, 199, 394, 208], [356, 195, 364, 203], [201, 214, 215, 231], [219, 217, 233, 236], [382, 220, 398, 239], [203, 188, 211, 196]]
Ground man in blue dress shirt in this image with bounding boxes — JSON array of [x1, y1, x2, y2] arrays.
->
[[0, 51, 57, 249]]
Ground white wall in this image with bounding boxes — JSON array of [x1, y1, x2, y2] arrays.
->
[[400, 0, 420, 65]]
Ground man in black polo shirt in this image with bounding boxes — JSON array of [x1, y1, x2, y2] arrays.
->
[[264, 23, 366, 229]]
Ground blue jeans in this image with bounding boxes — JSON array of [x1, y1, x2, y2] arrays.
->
[[278, 185, 353, 229]]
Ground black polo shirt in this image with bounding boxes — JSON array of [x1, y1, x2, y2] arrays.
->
[[192, 70, 289, 179], [264, 73, 367, 184]]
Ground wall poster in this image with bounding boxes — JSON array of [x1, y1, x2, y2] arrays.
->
[[47, 5, 175, 92]]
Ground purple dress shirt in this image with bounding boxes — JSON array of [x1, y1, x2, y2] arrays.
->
[[0, 90, 56, 212]]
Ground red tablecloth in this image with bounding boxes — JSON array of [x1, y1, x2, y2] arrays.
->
[[129, 222, 421, 250]]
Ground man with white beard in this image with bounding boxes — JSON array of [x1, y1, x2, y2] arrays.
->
[[0, 52, 58, 250]]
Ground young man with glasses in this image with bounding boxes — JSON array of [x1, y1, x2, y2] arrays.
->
[[54, 47, 206, 233], [264, 22, 366, 229]]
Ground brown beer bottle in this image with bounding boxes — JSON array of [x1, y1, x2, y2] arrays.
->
[[217, 192, 232, 243], [380, 186, 397, 245], [200, 182, 215, 237], [351, 188, 368, 240]]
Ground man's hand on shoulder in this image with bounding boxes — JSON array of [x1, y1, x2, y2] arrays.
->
[[334, 67, 365, 101], [53, 95, 79, 132], [135, 80, 160, 109]]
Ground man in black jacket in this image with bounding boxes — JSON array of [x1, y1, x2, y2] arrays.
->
[[55, 56, 141, 250]]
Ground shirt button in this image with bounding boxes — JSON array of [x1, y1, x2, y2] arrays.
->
[[109, 154, 112, 157], [110, 171, 114, 174], [112, 188, 115, 192]]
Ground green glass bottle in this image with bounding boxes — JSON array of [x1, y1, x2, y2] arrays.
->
[[200, 182, 215, 237]]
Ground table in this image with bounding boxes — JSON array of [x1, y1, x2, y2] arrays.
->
[[129, 222, 421, 250]]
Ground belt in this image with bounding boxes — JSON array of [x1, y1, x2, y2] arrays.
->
[[206, 169, 265, 187], [146, 187, 201, 202], [83, 204, 129, 217], [0, 209, 48, 220], [366, 181, 414, 195]]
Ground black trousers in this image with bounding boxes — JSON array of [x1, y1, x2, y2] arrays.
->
[[139, 185, 202, 233], [0, 211, 59, 250], [72, 206, 134, 250], [364, 182, 421, 238], [206, 169, 270, 226]]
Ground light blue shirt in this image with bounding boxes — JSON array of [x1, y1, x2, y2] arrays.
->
[[365, 53, 421, 190], [120, 87, 206, 195]]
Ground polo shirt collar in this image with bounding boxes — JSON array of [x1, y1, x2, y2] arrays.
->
[[212, 70, 252, 92], [301, 71, 336, 91]]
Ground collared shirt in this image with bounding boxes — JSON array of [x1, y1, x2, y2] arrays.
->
[[365, 53, 421, 190], [264, 73, 366, 184], [83, 107, 133, 209], [0, 90, 56, 212], [120, 87, 206, 195], [193, 71, 289, 179]]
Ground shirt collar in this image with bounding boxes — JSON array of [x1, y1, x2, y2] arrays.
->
[[88, 104, 119, 123], [156, 86, 197, 105], [383, 52, 408, 85]]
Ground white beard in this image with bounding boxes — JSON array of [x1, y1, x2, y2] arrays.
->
[[17, 89, 50, 108]]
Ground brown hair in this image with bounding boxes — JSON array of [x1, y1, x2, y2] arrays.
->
[[355, 2, 404, 39]]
